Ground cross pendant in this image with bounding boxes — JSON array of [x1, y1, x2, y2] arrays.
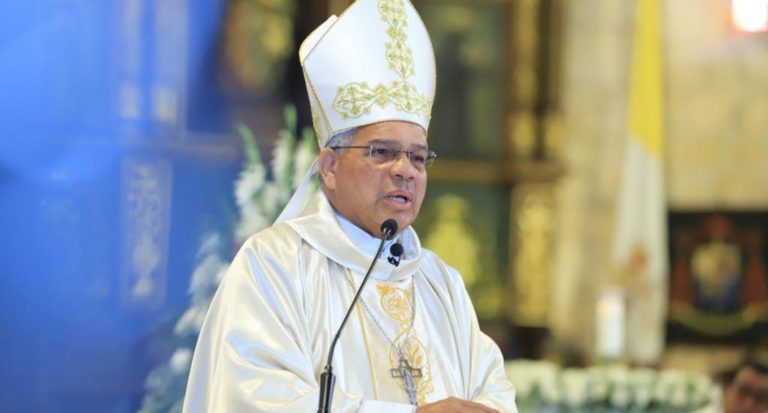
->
[[390, 357, 422, 406]]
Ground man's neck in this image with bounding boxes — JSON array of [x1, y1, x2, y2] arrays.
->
[[334, 210, 399, 258]]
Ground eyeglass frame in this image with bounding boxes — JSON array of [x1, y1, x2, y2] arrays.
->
[[329, 145, 438, 170], [731, 380, 768, 408]]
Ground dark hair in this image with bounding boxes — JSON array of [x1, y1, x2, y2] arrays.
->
[[716, 357, 768, 387], [319, 128, 358, 186], [325, 128, 358, 151], [740, 358, 768, 376]]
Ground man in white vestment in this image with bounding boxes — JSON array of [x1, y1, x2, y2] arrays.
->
[[183, 0, 518, 412]]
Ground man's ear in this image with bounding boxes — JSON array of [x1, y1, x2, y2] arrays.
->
[[318, 147, 338, 190]]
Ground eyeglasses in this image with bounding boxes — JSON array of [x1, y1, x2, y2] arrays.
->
[[733, 383, 768, 407], [330, 145, 438, 170]]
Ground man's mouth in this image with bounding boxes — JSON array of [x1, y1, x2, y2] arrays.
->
[[386, 194, 409, 204], [385, 191, 412, 205]]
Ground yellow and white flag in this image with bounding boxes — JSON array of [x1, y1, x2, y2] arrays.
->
[[612, 0, 667, 365]]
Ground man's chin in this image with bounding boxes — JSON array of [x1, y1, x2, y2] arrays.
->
[[367, 216, 408, 236], [390, 215, 416, 233]]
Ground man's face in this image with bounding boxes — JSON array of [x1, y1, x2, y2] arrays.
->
[[724, 367, 768, 413], [320, 121, 428, 237]]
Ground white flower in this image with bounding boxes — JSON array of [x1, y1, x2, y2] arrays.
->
[[561, 368, 589, 407], [505, 360, 558, 401], [234, 164, 266, 212], [670, 384, 689, 408], [237, 208, 270, 242], [634, 387, 652, 408], [610, 384, 631, 408], [689, 374, 715, 407], [513, 380, 534, 400], [293, 129, 317, 188], [189, 253, 228, 300], [586, 366, 610, 402], [504, 360, 716, 411], [629, 368, 656, 408], [215, 265, 227, 284], [272, 129, 295, 186], [260, 184, 283, 218], [654, 369, 688, 405], [539, 380, 561, 404], [170, 348, 192, 373], [174, 303, 210, 336], [197, 232, 222, 258], [605, 364, 631, 407]]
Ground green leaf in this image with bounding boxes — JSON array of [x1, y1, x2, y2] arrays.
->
[[236, 122, 262, 166], [283, 104, 297, 133]]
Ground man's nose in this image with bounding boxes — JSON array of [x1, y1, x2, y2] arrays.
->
[[390, 151, 417, 178], [739, 395, 758, 412]]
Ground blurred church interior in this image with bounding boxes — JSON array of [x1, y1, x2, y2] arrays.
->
[[0, 0, 766, 411]]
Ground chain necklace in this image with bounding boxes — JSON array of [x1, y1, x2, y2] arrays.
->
[[335, 262, 421, 406]]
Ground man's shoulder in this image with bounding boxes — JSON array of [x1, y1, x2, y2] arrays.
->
[[418, 247, 465, 286], [241, 222, 302, 252], [230, 223, 309, 282]]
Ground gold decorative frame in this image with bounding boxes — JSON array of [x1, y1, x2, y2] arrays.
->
[[416, 0, 564, 328]]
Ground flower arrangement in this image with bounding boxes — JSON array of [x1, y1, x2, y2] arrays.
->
[[137, 105, 316, 413], [505, 360, 718, 413]]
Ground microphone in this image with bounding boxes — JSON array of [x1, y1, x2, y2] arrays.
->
[[380, 219, 398, 240], [317, 219, 398, 413], [387, 242, 404, 267]]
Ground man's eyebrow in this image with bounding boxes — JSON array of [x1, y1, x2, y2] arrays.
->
[[368, 138, 428, 150]]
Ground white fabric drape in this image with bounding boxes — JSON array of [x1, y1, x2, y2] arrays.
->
[[184, 191, 517, 412]]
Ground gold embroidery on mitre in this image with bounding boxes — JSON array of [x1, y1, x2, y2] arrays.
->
[[332, 0, 431, 121], [379, 0, 414, 79], [377, 283, 434, 404], [311, 112, 321, 135]]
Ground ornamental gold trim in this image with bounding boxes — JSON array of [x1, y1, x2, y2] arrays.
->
[[669, 302, 768, 336], [377, 283, 434, 404], [509, 184, 555, 326], [390, 334, 433, 405], [332, 0, 432, 120], [377, 283, 413, 325], [379, 0, 413, 79], [333, 81, 431, 119]]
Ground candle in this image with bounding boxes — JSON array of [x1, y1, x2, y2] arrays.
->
[[595, 287, 626, 360]]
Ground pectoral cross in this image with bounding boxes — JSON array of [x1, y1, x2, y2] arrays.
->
[[391, 357, 422, 406]]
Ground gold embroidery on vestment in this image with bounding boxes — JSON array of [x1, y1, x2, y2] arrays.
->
[[377, 283, 434, 404], [331, 0, 431, 120]]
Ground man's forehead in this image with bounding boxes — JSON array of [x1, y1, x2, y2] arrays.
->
[[736, 367, 768, 388], [353, 121, 426, 140]]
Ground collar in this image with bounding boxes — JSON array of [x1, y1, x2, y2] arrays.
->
[[285, 191, 423, 281]]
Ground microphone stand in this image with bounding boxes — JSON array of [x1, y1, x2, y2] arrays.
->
[[317, 220, 397, 413]]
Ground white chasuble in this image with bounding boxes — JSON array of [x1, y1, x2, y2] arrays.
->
[[183, 192, 517, 413]]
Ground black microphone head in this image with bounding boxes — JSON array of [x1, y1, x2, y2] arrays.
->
[[389, 242, 404, 257], [380, 219, 398, 240]]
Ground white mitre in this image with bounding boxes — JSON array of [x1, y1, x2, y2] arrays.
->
[[300, 0, 436, 146], [274, 0, 436, 223]]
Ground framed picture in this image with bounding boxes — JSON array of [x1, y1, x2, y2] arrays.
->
[[667, 212, 768, 343], [414, 0, 565, 346], [413, 182, 510, 319], [415, 0, 508, 160]]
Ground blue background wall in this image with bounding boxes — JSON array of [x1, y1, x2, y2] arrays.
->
[[0, 1, 241, 411]]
